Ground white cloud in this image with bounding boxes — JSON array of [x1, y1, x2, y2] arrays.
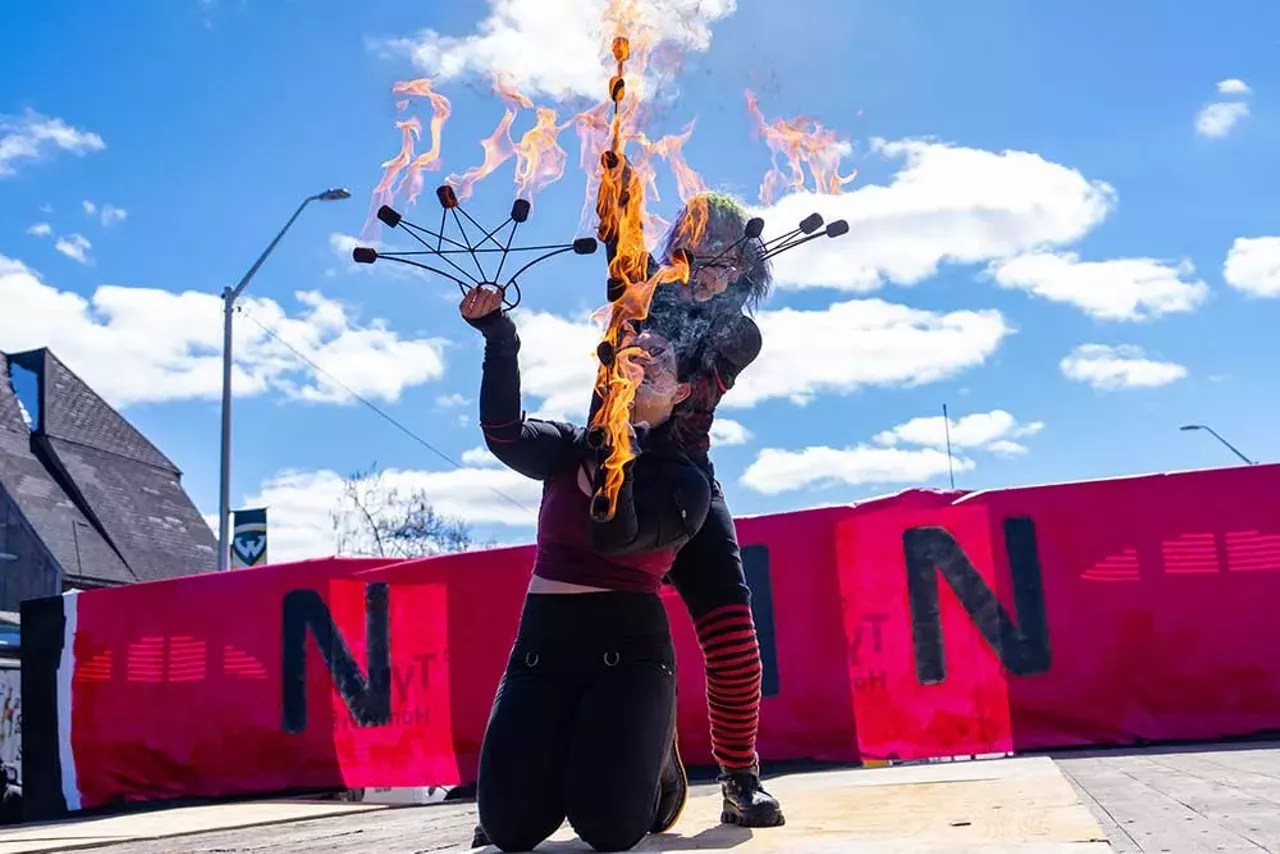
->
[[511, 298, 1010, 417], [742, 408, 1042, 494], [1217, 79, 1251, 95], [985, 439, 1030, 457], [0, 110, 105, 177], [436, 392, 471, 407], [328, 231, 427, 281], [329, 232, 361, 259], [460, 445, 502, 467], [0, 254, 449, 408], [755, 138, 1116, 292], [241, 466, 539, 563], [511, 308, 606, 420], [378, 0, 737, 101], [732, 299, 1010, 407], [1196, 102, 1249, 138], [710, 418, 751, 446], [100, 204, 127, 227], [1223, 236, 1280, 297], [741, 445, 972, 495], [54, 234, 92, 265], [82, 200, 96, 215], [989, 252, 1208, 321], [874, 409, 1043, 455], [1059, 344, 1187, 390], [26, 223, 52, 238]]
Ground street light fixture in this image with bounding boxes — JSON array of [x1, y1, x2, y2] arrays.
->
[[1179, 424, 1256, 466], [217, 188, 351, 572]]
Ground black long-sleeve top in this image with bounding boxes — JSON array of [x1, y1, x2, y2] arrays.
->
[[469, 310, 712, 592]]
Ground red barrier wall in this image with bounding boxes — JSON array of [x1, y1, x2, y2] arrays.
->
[[67, 556, 461, 806], [839, 464, 1280, 762], [51, 463, 1280, 810]]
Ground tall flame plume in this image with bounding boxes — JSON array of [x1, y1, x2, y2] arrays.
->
[[745, 90, 858, 204], [364, 3, 820, 519], [580, 0, 724, 521]]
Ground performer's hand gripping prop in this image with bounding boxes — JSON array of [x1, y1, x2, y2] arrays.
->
[[351, 187, 598, 309], [584, 36, 852, 522]]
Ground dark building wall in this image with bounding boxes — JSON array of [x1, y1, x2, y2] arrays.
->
[[0, 489, 60, 613]]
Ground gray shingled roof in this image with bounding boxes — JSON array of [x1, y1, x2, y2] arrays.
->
[[0, 349, 216, 585], [0, 353, 133, 585]]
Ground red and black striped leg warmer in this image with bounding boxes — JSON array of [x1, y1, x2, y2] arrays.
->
[[695, 602, 762, 771]]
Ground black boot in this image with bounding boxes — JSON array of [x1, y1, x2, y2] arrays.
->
[[719, 765, 784, 827], [649, 734, 689, 834], [470, 823, 489, 848]]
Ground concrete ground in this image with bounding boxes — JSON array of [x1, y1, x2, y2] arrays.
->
[[3, 742, 1279, 852]]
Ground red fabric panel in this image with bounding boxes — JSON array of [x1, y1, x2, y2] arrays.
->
[[983, 464, 1280, 749], [353, 546, 534, 786], [70, 558, 456, 808], [838, 498, 1013, 761], [834, 464, 1280, 760]]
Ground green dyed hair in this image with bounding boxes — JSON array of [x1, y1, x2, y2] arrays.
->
[[661, 191, 773, 311]]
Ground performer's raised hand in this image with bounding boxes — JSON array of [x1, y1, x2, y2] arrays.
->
[[460, 285, 505, 332]]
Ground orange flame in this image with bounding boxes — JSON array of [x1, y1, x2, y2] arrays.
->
[[446, 77, 533, 202], [582, 5, 713, 520], [364, 79, 452, 238], [513, 107, 572, 202], [637, 122, 709, 249], [363, 0, 723, 520], [745, 90, 858, 204]]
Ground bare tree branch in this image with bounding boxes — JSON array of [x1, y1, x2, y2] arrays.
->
[[331, 464, 486, 558]]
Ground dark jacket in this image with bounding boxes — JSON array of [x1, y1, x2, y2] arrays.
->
[[470, 310, 711, 555]]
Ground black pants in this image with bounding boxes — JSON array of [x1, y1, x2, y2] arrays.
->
[[477, 592, 677, 853], [664, 455, 765, 770], [665, 457, 752, 616]]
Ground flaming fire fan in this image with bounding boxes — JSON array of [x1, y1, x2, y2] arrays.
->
[[351, 186, 599, 309]]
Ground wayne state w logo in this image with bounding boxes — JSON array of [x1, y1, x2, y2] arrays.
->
[[231, 508, 269, 568], [233, 532, 266, 565]]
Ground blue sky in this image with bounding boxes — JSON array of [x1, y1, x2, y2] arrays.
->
[[2, 0, 1279, 561]]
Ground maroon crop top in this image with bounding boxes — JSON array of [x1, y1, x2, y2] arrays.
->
[[531, 466, 677, 594]]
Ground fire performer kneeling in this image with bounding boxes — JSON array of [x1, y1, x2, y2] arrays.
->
[[641, 192, 786, 830], [461, 284, 712, 853]]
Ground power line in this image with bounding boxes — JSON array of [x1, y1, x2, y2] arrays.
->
[[235, 306, 532, 514]]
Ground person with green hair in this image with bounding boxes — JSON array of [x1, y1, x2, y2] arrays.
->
[[638, 190, 784, 833]]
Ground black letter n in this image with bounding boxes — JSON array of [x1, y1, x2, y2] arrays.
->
[[281, 582, 392, 733], [903, 517, 1050, 685]]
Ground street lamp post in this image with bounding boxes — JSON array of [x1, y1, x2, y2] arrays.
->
[[1179, 424, 1256, 466], [217, 188, 351, 572]]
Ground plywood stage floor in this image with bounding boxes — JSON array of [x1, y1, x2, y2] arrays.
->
[[5, 743, 1280, 852]]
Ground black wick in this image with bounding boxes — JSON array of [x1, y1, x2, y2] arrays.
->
[[684, 211, 851, 276], [352, 184, 599, 309]]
